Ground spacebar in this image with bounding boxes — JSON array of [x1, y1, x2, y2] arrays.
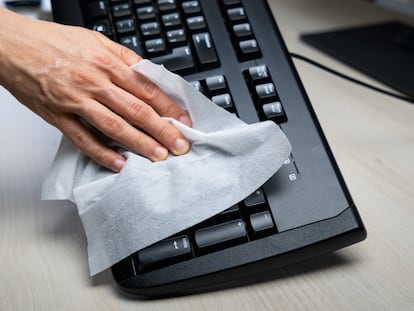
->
[[151, 46, 195, 73]]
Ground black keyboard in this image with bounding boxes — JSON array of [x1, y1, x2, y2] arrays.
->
[[50, 0, 366, 298]]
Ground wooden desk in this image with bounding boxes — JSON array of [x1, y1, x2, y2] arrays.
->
[[1, 0, 413, 309]]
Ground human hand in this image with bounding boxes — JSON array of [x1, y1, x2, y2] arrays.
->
[[0, 8, 192, 172]]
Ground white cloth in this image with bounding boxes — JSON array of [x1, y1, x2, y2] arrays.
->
[[42, 60, 292, 275]]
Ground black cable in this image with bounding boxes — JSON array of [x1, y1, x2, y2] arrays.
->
[[289, 52, 414, 104]]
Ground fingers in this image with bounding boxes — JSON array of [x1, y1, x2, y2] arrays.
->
[[58, 115, 126, 172], [80, 95, 190, 158], [96, 33, 142, 66], [95, 33, 192, 127]]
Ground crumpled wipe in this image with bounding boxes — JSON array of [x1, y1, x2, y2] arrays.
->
[[41, 59, 292, 275]]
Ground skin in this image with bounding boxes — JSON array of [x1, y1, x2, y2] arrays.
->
[[0, 8, 192, 172]]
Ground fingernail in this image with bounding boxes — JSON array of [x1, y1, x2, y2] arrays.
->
[[174, 138, 190, 154], [113, 158, 126, 172], [153, 146, 168, 161], [179, 115, 192, 127]]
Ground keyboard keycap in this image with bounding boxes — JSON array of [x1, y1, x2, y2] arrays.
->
[[158, 0, 176, 11], [255, 82, 276, 100], [248, 65, 270, 83], [221, 0, 241, 5], [186, 16, 206, 31], [243, 188, 266, 210], [227, 7, 246, 22], [182, 1, 201, 15], [137, 235, 192, 270], [140, 21, 161, 36], [90, 19, 113, 36], [195, 219, 247, 252], [249, 211, 275, 239], [166, 29, 186, 44], [151, 46, 195, 73], [239, 39, 260, 59], [233, 23, 252, 39], [145, 38, 166, 53], [162, 12, 181, 27], [192, 32, 219, 68], [120, 35, 143, 55], [262, 102, 287, 123], [133, 0, 151, 4], [111, 3, 131, 18], [115, 18, 135, 34], [206, 75, 227, 92], [136, 6, 156, 20], [212, 94, 233, 109]]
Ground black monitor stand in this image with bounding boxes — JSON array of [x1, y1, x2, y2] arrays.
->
[[301, 21, 414, 99]]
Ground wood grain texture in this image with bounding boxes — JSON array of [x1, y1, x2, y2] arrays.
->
[[1, 0, 413, 310]]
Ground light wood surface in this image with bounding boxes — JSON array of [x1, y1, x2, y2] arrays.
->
[[1, 0, 413, 310]]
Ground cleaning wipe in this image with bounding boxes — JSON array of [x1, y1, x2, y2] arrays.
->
[[42, 60, 292, 275]]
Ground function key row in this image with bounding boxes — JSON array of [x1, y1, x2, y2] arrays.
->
[[218, 0, 261, 61], [244, 65, 287, 124]]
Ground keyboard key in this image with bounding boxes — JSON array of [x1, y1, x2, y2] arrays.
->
[[120, 35, 142, 55], [151, 46, 195, 73], [162, 12, 181, 27], [90, 19, 113, 36], [157, 0, 176, 11], [182, 1, 201, 15], [137, 235, 192, 271], [262, 101, 287, 123], [166, 29, 186, 45], [192, 32, 219, 68], [255, 83, 277, 100], [206, 75, 227, 92], [133, 0, 151, 4], [247, 65, 270, 83], [145, 38, 166, 53], [195, 219, 247, 252], [249, 211, 275, 239], [115, 18, 135, 33], [227, 7, 246, 22], [221, 0, 241, 5], [189, 80, 203, 93], [140, 21, 160, 36], [233, 23, 252, 39], [111, 3, 131, 18], [186, 16, 206, 31], [136, 6, 156, 20], [243, 188, 266, 210], [212, 94, 233, 109], [239, 39, 260, 59]]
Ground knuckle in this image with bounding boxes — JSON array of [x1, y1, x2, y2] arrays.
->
[[163, 102, 182, 118], [94, 52, 114, 67], [69, 129, 89, 149], [158, 123, 177, 142], [128, 101, 153, 121], [102, 116, 122, 134], [140, 79, 160, 102], [69, 67, 97, 86]]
